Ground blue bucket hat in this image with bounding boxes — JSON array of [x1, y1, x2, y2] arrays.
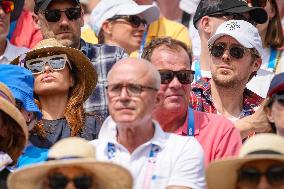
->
[[0, 64, 42, 119]]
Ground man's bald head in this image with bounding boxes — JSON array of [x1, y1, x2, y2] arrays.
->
[[107, 58, 161, 89]]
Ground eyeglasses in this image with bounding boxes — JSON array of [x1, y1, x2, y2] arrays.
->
[[209, 12, 257, 26], [40, 7, 81, 22], [273, 94, 284, 106], [159, 70, 195, 84], [48, 173, 93, 189], [106, 83, 158, 97], [249, 0, 268, 7], [237, 165, 284, 187], [0, 0, 14, 14], [108, 15, 147, 28], [209, 43, 254, 59], [25, 54, 72, 75]]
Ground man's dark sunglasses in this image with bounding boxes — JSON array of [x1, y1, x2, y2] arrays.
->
[[159, 70, 195, 84], [209, 42, 255, 59], [237, 165, 284, 187], [41, 7, 81, 22], [48, 173, 93, 189], [108, 15, 147, 28], [209, 12, 257, 26]]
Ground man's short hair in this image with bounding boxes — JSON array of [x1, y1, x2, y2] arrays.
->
[[142, 37, 192, 65]]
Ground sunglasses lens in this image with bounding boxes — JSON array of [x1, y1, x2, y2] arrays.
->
[[48, 174, 68, 189], [238, 168, 261, 187], [1, 1, 14, 14], [176, 71, 192, 84], [159, 70, 174, 84], [211, 45, 225, 58], [45, 9, 61, 22], [74, 175, 93, 189], [27, 60, 45, 74], [49, 57, 66, 70], [65, 8, 81, 20], [129, 15, 146, 28], [230, 46, 245, 59], [266, 166, 284, 186]]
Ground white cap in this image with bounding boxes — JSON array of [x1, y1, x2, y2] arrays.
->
[[208, 20, 263, 56], [179, 0, 200, 15], [89, 0, 160, 36]]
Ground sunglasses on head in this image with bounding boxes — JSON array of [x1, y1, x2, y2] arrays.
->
[[48, 173, 93, 189], [0, 0, 14, 14], [249, 0, 268, 7], [109, 15, 147, 28], [237, 165, 284, 187], [25, 54, 72, 75], [209, 43, 255, 59], [159, 70, 195, 85], [41, 7, 81, 22]]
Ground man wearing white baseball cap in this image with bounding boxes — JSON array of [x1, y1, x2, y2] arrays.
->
[[191, 20, 266, 139], [87, 0, 159, 54]]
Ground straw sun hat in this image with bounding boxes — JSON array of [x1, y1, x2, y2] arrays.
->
[[0, 82, 28, 146], [206, 134, 284, 189], [11, 38, 98, 101], [8, 137, 133, 189]]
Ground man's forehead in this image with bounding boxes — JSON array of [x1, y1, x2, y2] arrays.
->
[[47, 0, 79, 9], [214, 35, 241, 45]]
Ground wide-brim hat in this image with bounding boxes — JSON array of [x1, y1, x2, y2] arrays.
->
[[206, 134, 284, 189], [11, 38, 98, 102], [0, 83, 28, 148], [8, 137, 133, 189], [11, 0, 24, 22]]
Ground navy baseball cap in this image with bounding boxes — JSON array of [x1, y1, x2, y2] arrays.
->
[[268, 73, 284, 97], [34, 0, 80, 14], [0, 64, 42, 119], [193, 0, 268, 28]]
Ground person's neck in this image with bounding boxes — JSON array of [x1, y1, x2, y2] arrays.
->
[[210, 80, 244, 119], [199, 37, 211, 71], [153, 107, 187, 133], [0, 38, 7, 56], [39, 94, 69, 120], [116, 120, 155, 153]]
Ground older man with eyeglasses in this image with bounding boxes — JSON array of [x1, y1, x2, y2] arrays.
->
[[90, 57, 206, 189]]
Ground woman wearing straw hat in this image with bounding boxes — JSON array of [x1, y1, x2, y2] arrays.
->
[[11, 38, 100, 154], [8, 137, 133, 189], [0, 82, 28, 189], [206, 134, 284, 189]]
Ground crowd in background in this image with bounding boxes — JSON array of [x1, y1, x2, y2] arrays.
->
[[1, 0, 284, 189]]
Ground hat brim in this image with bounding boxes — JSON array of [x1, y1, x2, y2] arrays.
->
[[116, 4, 160, 24], [223, 6, 268, 24], [8, 158, 133, 189], [11, 47, 98, 102], [206, 155, 284, 189], [0, 98, 28, 147], [11, 0, 24, 22]]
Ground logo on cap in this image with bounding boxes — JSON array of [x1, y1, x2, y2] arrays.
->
[[226, 21, 241, 31]]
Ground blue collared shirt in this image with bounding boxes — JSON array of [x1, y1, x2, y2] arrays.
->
[[80, 39, 128, 123]]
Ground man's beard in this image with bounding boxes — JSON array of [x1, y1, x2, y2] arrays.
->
[[212, 72, 249, 89]]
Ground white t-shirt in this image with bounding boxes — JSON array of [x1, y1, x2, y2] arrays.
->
[[0, 40, 29, 64], [90, 116, 206, 189], [247, 47, 283, 98]]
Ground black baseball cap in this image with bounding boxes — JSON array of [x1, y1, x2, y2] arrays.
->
[[34, 0, 80, 14], [193, 0, 268, 28]]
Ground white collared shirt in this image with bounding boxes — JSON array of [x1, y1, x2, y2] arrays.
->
[[89, 116, 206, 189], [0, 40, 29, 64]]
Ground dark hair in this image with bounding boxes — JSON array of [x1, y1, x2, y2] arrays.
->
[[264, 0, 284, 48], [97, 30, 105, 44], [142, 37, 192, 65]]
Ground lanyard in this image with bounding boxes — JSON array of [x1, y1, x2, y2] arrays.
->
[[268, 48, 278, 72], [194, 59, 201, 81], [138, 25, 148, 58], [107, 142, 159, 189], [187, 108, 195, 136]]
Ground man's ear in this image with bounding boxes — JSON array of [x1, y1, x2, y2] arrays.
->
[[32, 13, 41, 29], [265, 106, 275, 123], [199, 16, 211, 34], [79, 7, 84, 27], [101, 21, 113, 35], [154, 91, 164, 107], [253, 57, 262, 72]]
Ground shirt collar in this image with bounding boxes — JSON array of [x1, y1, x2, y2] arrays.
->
[[99, 116, 167, 149], [1, 40, 15, 62]]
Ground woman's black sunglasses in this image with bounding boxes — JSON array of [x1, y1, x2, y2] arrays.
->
[[41, 7, 81, 22], [48, 173, 93, 189], [108, 15, 147, 28]]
